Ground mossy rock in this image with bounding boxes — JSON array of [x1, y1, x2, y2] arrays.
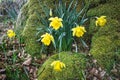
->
[[38, 52, 86, 80], [87, 1, 120, 71], [15, 0, 46, 56], [90, 18, 120, 71], [20, 0, 43, 56], [15, 1, 29, 35], [87, 1, 120, 19], [85, 0, 101, 5]]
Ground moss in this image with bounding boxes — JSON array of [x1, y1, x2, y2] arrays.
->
[[87, 0, 120, 71], [16, 0, 43, 56], [15, 2, 29, 35], [38, 52, 86, 80], [89, 18, 120, 71], [22, 12, 41, 56], [89, 17, 120, 35], [87, 1, 120, 19], [90, 36, 114, 69], [85, 0, 100, 4]]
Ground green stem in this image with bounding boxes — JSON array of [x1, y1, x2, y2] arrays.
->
[[80, 38, 88, 48], [2, 43, 7, 59], [73, 39, 78, 53]]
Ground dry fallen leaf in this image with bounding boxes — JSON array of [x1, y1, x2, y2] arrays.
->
[[33, 67, 37, 78], [7, 50, 18, 57], [22, 58, 32, 66], [99, 70, 106, 78], [0, 69, 5, 74], [93, 59, 97, 63], [7, 50, 13, 57], [29, 68, 34, 74], [0, 74, 6, 80], [111, 69, 117, 73], [90, 68, 97, 75], [93, 77, 97, 80]]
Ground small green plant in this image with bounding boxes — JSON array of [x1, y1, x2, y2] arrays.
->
[[0, 29, 29, 80], [0, 0, 26, 21], [6, 65, 29, 80]]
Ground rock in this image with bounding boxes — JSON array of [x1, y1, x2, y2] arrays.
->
[[87, 0, 120, 72], [38, 52, 86, 80], [15, 0, 43, 56]]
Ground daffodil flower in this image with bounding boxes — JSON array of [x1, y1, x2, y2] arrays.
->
[[96, 16, 107, 27], [7, 29, 16, 38], [49, 17, 63, 30], [72, 26, 86, 37], [51, 60, 65, 71], [41, 33, 54, 46]]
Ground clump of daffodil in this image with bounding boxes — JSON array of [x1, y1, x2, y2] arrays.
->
[[49, 17, 63, 30], [41, 33, 54, 46], [7, 29, 16, 38], [72, 26, 86, 37], [96, 16, 107, 27], [51, 60, 65, 71]]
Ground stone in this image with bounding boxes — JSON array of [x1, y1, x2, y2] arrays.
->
[[38, 52, 86, 80]]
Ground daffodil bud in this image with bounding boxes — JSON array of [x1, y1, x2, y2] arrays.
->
[[49, 8, 52, 16]]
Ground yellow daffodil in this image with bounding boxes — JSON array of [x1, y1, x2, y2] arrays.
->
[[7, 29, 16, 38], [49, 17, 63, 30], [49, 8, 52, 16], [96, 16, 107, 27], [41, 33, 54, 46], [72, 26, 86, 37], [51, 60, 65, 71]]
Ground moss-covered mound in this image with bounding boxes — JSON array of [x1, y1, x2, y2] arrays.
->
[[15, 0, 56, 56], [15, 0, 41, 56], [38, 52, 86, 80], [87, 0, 120, 71]]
